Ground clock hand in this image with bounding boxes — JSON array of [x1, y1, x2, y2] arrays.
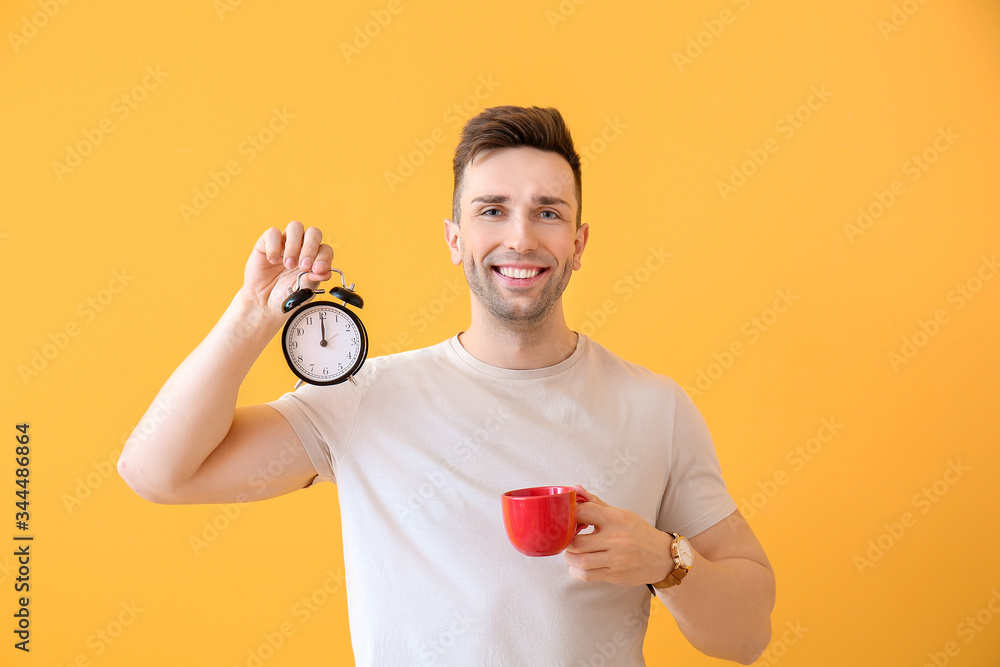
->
[[320, 315, 328, 347]]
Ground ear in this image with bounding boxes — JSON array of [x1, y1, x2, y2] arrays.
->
[[572, 222, 590, 271], [444, 218, 463, 266]]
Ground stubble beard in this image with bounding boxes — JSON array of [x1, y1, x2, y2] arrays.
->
[[463, 252, 574, 329]]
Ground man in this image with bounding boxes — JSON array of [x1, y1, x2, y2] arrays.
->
[[118, 105, 775, 665]]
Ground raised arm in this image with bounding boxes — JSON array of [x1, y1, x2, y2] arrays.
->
[[117, 221, 334, 504]]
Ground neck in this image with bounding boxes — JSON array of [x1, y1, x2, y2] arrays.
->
[[459, 305, 579, 370]]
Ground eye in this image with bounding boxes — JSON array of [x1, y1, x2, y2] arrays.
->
[[540, 209, 560, 219], [482, 207, 502, 217]]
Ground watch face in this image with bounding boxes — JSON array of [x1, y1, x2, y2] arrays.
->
[[281, 302, 367, 385], [676, 537, 694, 567]]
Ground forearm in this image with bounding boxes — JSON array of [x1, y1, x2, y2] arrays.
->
[[656, 550, 775, 664], [118, 291, 282, 497]]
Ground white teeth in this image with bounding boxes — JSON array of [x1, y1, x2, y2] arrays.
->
[[498, 267, 541, 279]]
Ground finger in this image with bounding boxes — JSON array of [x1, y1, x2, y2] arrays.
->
[[254, 227, 284, 265], [575, 502, 606, 528], [565, 532, 606, 555], [282, 220, 305, 270], [574, 485, 607, 507], [299, 226, 324, 271], [310, 242, 335, 280], [566, 561, 613, 583]]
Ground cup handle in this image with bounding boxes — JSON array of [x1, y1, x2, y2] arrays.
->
[[574, 495, 588, 534]]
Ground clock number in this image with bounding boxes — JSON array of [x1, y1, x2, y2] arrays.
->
[[305, 316, 313, 326], [322, 367, 329, 375], [289, 341, 298, 350], [297, 354, 303, 363], [296, 327, 304, 336]]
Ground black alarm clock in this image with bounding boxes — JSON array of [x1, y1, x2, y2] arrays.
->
[[280, 269, 368, 387]]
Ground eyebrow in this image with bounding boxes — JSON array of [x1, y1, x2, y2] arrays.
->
[[470, 194, 571, 208]]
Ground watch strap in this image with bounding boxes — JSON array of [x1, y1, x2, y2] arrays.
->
[[649, 531, 689, 591]]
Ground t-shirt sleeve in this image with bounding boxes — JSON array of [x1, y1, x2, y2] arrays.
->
[[266, 388, 337, 485], [265, 364, 376, 486], [656, 382, 738, 538]]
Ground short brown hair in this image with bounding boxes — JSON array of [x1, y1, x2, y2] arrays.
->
[[452, 106, 582, 227]]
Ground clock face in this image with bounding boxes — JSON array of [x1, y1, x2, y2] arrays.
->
[[281, 302, 367, 385]]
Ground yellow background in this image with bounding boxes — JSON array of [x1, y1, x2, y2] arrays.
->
[[3, 0, 999, 665]]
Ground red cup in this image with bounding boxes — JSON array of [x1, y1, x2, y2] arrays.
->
[[501, 486, 588, 557]]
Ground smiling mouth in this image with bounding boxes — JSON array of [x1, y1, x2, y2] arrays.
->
[[494, 266, 545, 279]]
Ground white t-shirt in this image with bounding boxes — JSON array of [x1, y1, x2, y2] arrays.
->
[[267, 334, 737, 666]]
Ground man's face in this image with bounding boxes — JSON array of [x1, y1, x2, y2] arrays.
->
[[444, 146, 589, 328]]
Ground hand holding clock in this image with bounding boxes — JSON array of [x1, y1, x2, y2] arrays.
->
[[233, 220, 366, 386], [239, 220, 335, 320]]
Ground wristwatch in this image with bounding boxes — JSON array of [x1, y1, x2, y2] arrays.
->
[[649, 532, 693, 590]]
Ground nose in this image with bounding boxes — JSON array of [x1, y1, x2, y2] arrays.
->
[[503, 212, 539, 253]]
